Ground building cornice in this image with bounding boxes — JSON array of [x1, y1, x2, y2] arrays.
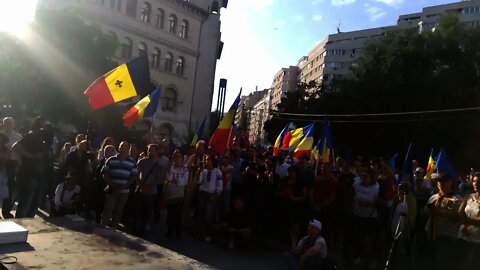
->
[[168, 0, 209, 20]]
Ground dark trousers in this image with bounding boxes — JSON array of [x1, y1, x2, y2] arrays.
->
[[167, 200, 184, 236], [2, 160, 17, 217], [134, 193, 155, 236], [353, 216, 381, 261]]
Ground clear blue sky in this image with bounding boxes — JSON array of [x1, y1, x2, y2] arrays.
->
[[213, 0, 458, 110]]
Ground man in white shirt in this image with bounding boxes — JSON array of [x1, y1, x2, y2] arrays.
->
[[1, 117, 22, 219]]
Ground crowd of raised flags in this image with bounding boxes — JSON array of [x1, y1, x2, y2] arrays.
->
[[33, 54, 476, 269]]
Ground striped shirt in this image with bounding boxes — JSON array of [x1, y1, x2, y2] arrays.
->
[[102, 155, 138, 194]]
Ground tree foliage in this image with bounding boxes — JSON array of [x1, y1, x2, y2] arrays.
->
[[265, 15, 480, 168], [0, 6, 121, 134]]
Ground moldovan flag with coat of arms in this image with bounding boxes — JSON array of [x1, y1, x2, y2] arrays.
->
[[122, 86, 161, 127], [84, 54, 151, 110], [209, 89, 242, 153]]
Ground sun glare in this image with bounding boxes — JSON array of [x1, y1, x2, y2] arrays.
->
[[0, 0, 38, 36]]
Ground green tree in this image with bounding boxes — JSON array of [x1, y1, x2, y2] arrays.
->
[[0, 6, 120, 134], [265, 15, 480, 167]]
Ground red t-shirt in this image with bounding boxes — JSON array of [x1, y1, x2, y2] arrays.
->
[[312, 175, 339, 206]]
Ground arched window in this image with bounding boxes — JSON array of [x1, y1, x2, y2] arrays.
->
[[180, 19, 188, 39], [164, 52, 173, 71], [168, 14, 177, 34], [126, 0, 137, 17], [138, 42, 147, 56], [161, 88, 177, 112], [157, 123, 173, 141], [176, 57, 185, 75], [121, 37, 133, 58], [107, 32, 118, 54], [211, 1, 219, 13], [140, 2, 151, 23], [151, 47, 160, 68], [155, 8, 164, 29]]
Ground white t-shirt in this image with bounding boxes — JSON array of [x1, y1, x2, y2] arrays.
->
[[165, 165, 188, 201], [353, 179, 380, 217], [298, 235, 327, 258], [197, 168, 223, 194], [276, 162, 290, 179], [2, 130, 22, 161], [54, 183, 81, 210], [459, 194, 480, 243]]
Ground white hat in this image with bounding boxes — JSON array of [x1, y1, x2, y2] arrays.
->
[[309, 219, 322, 231]]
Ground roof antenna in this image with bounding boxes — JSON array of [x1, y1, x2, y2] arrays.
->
[[336, 19, 342, 34]]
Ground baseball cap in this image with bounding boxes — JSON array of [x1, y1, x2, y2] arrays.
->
[[309, 219, 322, 231]]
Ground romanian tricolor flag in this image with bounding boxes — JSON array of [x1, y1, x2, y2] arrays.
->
[[273, 123, 292, 156], [191, 116, 207, 146], [283, 125, 307, 149], [293, 124, 315, 158], [312, 117, 333, 162], [84, 54, 151, 110], [424, 149, 436, 180], [122, 86, 160, 127], [209, 89, 242, 153]]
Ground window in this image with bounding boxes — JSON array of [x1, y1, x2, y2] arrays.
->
[[126, 0, 137, 17], [463, 6, 480, 14], [155, 8, 164, 28], [121, 37, 133, 58], [180, 20, 189, 39], [96, 0, 105, 4], [164, 52, 173, 71], [169, 14, 177, 34], [140, 2, 151, 23], [110, 0, 116, 9], [161, 88, 177, 112], [138, 42, 147, 56], [151, 48, 160, 68], [176, 57, 185, 75]]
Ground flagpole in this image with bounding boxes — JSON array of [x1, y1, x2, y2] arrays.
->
[[226, 126, 233, 150], [150, 113, 155, 144]]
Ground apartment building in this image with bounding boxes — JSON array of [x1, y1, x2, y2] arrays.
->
[[298, 0, 479, 88], [248, 89, 272, 145], [270, 66, 299, 110], [398, 0, 480, 31], [234, 89, 270, 131]]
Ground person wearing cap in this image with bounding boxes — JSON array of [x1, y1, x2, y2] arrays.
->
[[425, 172, 463, 270], [284, 219, 327, 270], [53, 172, 81, 216]]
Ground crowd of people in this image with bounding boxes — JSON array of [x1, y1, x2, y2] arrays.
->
[[1, 116, 480, 270]]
